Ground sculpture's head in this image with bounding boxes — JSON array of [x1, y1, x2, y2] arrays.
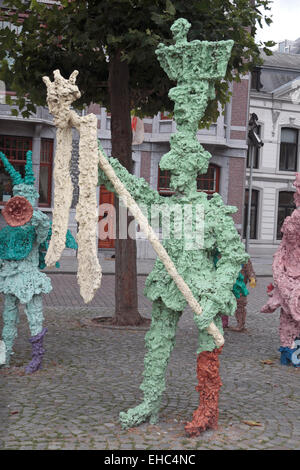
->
[[0, 150, 39, 207]]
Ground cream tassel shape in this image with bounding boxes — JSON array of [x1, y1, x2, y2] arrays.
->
[[43, 70, 224, 347]]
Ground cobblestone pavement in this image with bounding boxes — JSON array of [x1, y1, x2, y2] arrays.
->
[[1, 274, 300, 450]]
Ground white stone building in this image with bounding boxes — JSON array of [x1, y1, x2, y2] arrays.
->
[[248, 51, 300, 254]]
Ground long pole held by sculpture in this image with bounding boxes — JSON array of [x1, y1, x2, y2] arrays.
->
[[43, 70, 224, 348]]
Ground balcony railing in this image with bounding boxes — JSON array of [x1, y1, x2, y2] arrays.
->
[[0, 101, 53, 123]]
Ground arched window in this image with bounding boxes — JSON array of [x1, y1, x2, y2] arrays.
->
[[158, 164, 220, 197], [243, 189, 259, 239], [277, 191, 295, 239]]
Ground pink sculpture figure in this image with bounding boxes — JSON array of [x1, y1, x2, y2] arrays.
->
[[261, 173, 300, 366]]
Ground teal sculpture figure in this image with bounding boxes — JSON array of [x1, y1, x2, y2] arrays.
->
[[0, 151, 77, 373], [99, 18, 249, 436], [0, 150, 52, 373]]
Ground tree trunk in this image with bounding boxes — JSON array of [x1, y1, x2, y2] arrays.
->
[[108, 51, 146, 326]]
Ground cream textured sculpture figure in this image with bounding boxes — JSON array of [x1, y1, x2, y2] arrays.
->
[[43, 70, 102, 303]]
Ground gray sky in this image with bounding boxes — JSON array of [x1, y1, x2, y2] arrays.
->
[[256, 0, 300, 45]]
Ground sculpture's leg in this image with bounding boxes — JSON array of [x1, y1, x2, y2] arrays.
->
[[119, 300, 181, 428], [24, 295, 47, 374], [230, 297, 247, 332], [185, 346, 223, 437], [1, 294, 19, 366]]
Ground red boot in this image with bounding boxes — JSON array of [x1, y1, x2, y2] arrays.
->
[[185, 346, 223, 437]]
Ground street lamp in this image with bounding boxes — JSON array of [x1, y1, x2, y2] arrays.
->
[[245, 113, 263, 253]]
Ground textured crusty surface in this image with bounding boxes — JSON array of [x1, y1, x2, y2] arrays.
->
[[99, 18, 248, 430], [0, 209, 52, 366], [98, 144, 223, 347], [43, 70, 101, 303], [76, 114, 102, 303], [43, 71, 79, 268], [185, 346, 223, 437], [261, 173, 300, 347]]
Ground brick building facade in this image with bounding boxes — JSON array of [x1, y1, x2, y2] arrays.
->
[[0, 0, 251, 258]]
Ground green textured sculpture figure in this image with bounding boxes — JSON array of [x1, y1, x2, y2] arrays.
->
[[0, 150, 77, 373], [99, 18, 249, 436]]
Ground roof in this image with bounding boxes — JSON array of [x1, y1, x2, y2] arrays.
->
[[260, 50, 300, 71], [258, 50, 300, 93]]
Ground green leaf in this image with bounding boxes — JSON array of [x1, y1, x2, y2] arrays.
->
[[165, 0, 176, 16]]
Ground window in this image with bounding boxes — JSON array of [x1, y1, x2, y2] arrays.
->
[[197, 164, 220, 195], [0, 135, 32, 202], [158, 168, 173, 196], [250, 68, 263, 91], [39, 138, 53, 206], [277, 191, 295, 239], [158, 164, 220, 197], [243, 189, 259, 239], [279, 128, 298, 171], [159, 111, 173, 133], [247, 125, 261, 169], [0, 135, 53, 207], [160, 111, 172, 120]]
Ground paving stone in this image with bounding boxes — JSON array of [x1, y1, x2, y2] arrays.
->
[[0, 275, 299, 450]]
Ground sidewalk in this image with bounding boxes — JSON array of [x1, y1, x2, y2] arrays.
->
[[1, 275, 300, 450], [44, 251, 274, 277]]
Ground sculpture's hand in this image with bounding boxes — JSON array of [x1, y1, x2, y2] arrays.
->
[[30, 210, 51, 245], [193, 297, 219, 331], [249, 277, 256, 288], [194, 288, 236, 330], [260, 287, 281, 313], [260, 302, 277, 314]]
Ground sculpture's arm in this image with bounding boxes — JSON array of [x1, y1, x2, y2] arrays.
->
[[260, 285, 281, 313], [245, 259, 256, 286], [30, 210, 51, 245], [195, 197, 249, 330], [98, 143, 162, 213]]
